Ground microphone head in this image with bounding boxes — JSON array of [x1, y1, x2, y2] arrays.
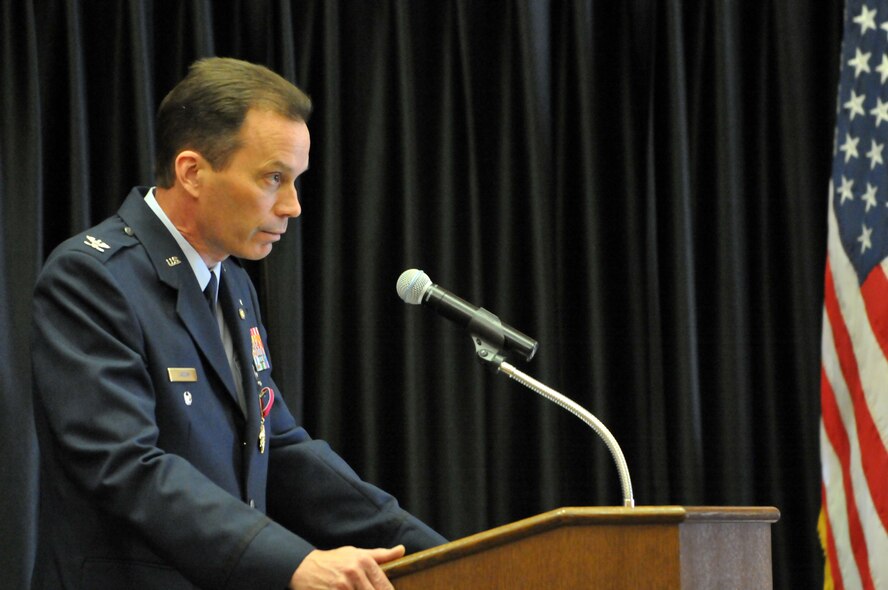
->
[[397, 269, 432, 304]]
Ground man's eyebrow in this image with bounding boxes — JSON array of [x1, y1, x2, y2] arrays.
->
[[263, 160, 296, 174]]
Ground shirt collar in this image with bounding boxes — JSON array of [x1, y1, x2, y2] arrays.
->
[[144, 187, 220, 293]]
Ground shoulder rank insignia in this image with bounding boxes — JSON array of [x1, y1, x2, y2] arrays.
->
[[84, 235, 111, 253]]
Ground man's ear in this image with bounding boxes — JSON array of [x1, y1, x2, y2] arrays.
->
[[174, 150, 205, 197]]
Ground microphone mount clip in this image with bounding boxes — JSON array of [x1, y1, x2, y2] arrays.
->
[[468, 307, 509, 368]]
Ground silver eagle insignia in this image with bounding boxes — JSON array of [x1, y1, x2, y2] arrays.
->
[[84, 235, 111, 253]]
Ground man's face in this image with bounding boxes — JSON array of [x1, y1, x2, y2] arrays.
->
[[195, 108, 310, 264]]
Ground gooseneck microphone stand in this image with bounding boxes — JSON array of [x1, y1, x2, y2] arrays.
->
[[469, 312, 635, 508]]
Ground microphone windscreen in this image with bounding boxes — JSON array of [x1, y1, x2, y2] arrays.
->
[[397, 269, 432, 304]]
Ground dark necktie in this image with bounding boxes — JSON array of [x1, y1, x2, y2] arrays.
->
[[206, 271, 246, 412], [204, 273, 217, 313]]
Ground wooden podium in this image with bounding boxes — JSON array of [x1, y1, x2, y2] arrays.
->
[[383, 506, 780, 589]]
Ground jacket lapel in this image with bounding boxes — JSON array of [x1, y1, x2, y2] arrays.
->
[[117, 189, 242, 412], [219, 263, 262, 440], [176, 283, 242, 413]]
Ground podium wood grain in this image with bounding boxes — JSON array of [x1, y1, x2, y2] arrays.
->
[[383, 506, 780, 589]]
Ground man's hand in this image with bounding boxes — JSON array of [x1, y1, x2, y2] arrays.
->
[[289, 545, 405, 590]]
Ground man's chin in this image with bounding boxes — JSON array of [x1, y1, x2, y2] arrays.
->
[[240, 244, 275, 261]]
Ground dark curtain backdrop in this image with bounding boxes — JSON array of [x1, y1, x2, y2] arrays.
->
[[1, 0, 842, 588]]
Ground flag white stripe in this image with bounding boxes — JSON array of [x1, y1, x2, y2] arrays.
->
[[827, 190, 888, 452], [821, 420, 864, 590], [822, 306, 888, 587]]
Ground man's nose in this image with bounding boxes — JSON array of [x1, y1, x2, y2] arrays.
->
[[277, 183, 301, 218]]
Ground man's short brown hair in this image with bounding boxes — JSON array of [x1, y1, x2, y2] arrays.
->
[[154, 57, 312, 188]]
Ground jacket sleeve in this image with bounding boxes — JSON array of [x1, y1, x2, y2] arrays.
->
[[264, 406, 448, 553], [240, 268, 448, 554]]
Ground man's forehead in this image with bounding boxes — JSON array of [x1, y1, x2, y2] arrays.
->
[[239, 113, 309, 159]]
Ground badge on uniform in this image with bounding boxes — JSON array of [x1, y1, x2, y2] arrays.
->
[[168, 367, 198, 382], [250, 327, 269, 372]]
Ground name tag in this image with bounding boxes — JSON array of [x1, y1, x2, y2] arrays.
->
[[168, 367, 198, 382]]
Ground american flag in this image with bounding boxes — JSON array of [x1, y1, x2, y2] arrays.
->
[[821, 1, 888, 588]]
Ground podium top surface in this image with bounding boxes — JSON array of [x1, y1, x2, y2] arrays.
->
[[383, 505, 780, 578]]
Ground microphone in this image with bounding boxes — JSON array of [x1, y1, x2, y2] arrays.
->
[[397, 270, 634, 507], [396, 269, 538, 361]]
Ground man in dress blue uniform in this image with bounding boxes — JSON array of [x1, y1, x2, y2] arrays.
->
[[31, 57, 445, 589]]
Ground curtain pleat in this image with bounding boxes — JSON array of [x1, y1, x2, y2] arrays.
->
[[0, 1, 841, 587], [1, 1, 40, 587]]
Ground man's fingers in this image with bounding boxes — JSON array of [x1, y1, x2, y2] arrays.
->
[[361, 545, 403, 590], [362, 561, 393, 590], [368, 544, 406, 564], [290, 546, 403, 590], [353, 549, 396, 590]]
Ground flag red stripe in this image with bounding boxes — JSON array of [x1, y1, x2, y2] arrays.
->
[[821, 483, 846, 590], [824, 258, 888, 532], [859, 263, 888, 371], [821, 365, 873, 589]]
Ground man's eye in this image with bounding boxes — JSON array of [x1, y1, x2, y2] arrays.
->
[[270, 173, 282, 184]]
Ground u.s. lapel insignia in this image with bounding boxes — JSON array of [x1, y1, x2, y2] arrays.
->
[[166, 256, 182, 267], [250, 327, 270, 372], [84, 235, 110, 252]]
